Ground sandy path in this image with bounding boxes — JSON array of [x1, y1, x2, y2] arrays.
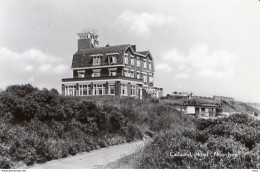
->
[[29, 140, 145, 169]]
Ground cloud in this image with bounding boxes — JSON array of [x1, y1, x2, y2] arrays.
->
[[0, 47, 68, 89], [155, 63, 173, 72], [116, 11, 177, 37], [175, 73, 190, 79], [158, 44, 236, 79]]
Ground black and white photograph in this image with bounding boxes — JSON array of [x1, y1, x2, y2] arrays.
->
[[0, 0, 259, 170]]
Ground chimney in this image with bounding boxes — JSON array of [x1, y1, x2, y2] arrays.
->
[[77, 29, 99, 51], [78, 39, 93, 51]]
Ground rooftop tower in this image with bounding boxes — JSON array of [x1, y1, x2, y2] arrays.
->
[[77, 28, 99, 51]]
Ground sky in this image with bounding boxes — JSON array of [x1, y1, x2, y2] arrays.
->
[[0, 0, 259, 102]]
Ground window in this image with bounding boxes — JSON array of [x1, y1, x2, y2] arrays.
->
[[149, 61, 152, 69], [109, 84, 115, 95], [130, 71, 135, 78], [124, 69, 130, 77], [93, 84, 105, 95], [143, 75, 147, 82], [109, 68, 117, 76], [66, 85, 76, 96], [149, 76, 153, 83], [144, 60, 147, 68], [92, 72, 100, 77], [137, 72, 140, 79], [109, 71, 117, 76], [131, 85, 136, 96], [131, 57, 134, 65], [92, 69, 101, 77], [93, 56, 101, 66], [108, 55, 117, 64], [136, 59, 141, 67], [121, 84, 127, 96], [77, 70, 85, 78], [79, 85, 91, 96], [124, 54, 129, 64]]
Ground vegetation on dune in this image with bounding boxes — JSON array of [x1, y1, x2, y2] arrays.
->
[[1, 84, 258, 169], [0, 84, 187, 168], [135, 114, 260, 169]]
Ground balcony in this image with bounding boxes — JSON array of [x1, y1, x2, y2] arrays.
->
[[62, 75, 143, 83]]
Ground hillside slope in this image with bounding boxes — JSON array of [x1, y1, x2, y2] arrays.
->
[[0, 84, 193, 169], [221, 100, 260, 119], [246, 103, 260, 111]]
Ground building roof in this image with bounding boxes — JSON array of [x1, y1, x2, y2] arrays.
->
[[72, 44, 151, 69], [75, 44, 130, 55], [137, 51, 149, 56]]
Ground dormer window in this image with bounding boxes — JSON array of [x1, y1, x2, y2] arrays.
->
[[110, 56, 117, 64], [77, 70, 85, 78], [107, 53, 118, 65], [92, 54, 102, 66]]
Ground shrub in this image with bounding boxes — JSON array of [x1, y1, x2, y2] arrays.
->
[[0, 84, 193, 168], [136, 114, 260, 169]]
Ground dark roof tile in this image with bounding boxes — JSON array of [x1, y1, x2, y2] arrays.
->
[[72, 44, 130, 68]]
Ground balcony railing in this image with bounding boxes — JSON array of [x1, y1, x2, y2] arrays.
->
[[74, 62, 124, 68], [62, 75, 143, 83]]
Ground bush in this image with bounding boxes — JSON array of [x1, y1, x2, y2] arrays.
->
[[1, 84, 169, 168], [137, 114, 260, 169]]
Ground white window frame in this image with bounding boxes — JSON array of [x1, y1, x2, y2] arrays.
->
[[92, 72, 100, 77], [137, 59, 140, 67], [149, 76, 153, 83], [79, 84, 91, 96], [109, 84, 115, 95], [108, 55, 117, 64], [137, 71, 141, 79], [77, 70, 85, 78], [149, 61, 152, 69], [130, 70, 135, 78], [92, 55, 102, 66], [109, 71, 117, 76], [143, 75, 147, 82], [143, 59, 147, 68], [66, 85, 76, 96], [124, 54, 129, 64], [131, 85, 136, 96], [124, 69, 130, 77], [93, 84, 105, 95], [131, 57, 134, 66], [108, 68, 117, 76], [121, 84, 128, 96], [92, 69, 101, 77]]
